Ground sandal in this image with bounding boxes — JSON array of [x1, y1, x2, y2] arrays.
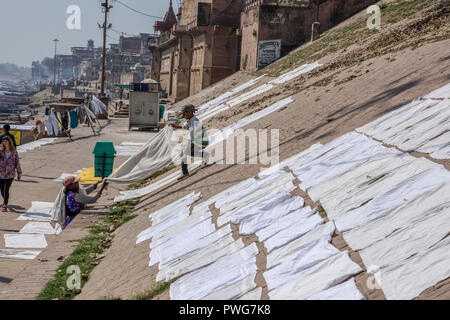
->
[[2, 205, 7, 212]]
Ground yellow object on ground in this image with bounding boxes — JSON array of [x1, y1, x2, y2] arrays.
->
[[76, 167, 117, 185], [0, 130, 21, 146]]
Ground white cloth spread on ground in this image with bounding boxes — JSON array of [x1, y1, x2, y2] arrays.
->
[[358, 204, 450, 268], [4, 234, 48, 249], [264, 237, 340, 291], [334, 165, 450, 232], [230, 191, 302, 235], [266, 222, 335, 269], [423, 82, 450, 99], [206, 97, 294, 149], [307, 278, 365, 300], [379, 236, 450, 300], [307, 150, 415, 219], [170, 243, 258, 300], [17, 138, 56, 154], [343, 181, 450, 252], [217, 172, 296, 227], [269, 62, 321, 85], [154, 226, 233, 269], [237, 287, 262, 300], [114, 142, 145, 157], [216, 170, 295, 211], [151, 210, 212, 245], [289, 132, 388, 191], [0, 249, 42, 260], [268, 251, 362, 300], [18, 201, 54, 221], [107, 126, 182, 184], [114, 162, 200, 202], [136, 192, 201, 244], [416, 131, 450, 160], [196, 75, 266, 117], [255, 206, 317, 243], [53, 169, 84, 182], [201, 273, 257, 300], [357, 96, 450, 159], [19, 222, 61, 235], [226, 84, 275, 109], [157, 232, 243, 282], [149, 219, 216, 266], [259, 143, 323, 177], [262, 211, 324, 253]]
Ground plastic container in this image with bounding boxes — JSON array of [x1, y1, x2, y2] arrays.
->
[[92, 141, 116, 178]]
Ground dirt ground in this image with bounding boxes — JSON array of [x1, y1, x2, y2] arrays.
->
[[74, 34, 449, 300]]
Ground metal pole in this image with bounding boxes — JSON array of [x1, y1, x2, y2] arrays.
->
[[101, 0, 111, 98], [53, 39, 59, 88]]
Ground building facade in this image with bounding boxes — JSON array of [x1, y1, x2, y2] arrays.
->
[[150, 0, 243, 102], [240, 0, 379, 70]]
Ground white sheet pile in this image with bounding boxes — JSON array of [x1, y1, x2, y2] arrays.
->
[[357, 83, 450, 159], [170, 243, 259, 300]]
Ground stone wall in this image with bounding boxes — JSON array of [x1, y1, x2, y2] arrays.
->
[[240, 0, 379, 70]]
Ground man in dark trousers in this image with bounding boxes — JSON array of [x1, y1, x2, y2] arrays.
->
[[172, 104, 209, 180], [0, 125, 17, 148]]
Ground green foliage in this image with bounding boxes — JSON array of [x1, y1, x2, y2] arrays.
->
[[37, 198, 139, 300], [134, 277, 181, 300], [126, 166, 176, 190]]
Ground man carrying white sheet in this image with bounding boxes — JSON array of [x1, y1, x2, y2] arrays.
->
[[172, 104, 209, 180]]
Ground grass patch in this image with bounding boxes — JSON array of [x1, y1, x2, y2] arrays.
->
[[317, 205, 328, 219], [126, 166, 176, 190], [135, 277, 181, 300], [37, 198, 140, 300]]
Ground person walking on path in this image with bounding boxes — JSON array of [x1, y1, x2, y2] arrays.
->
[[0, 124, 17, 148], [0, 136, 21, 212], [172, 104, 209, 180]]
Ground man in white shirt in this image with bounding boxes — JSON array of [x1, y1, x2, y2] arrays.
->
[[173, 104, 209, 180]]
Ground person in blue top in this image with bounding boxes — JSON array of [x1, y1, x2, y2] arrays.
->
[[0, 125, 17, 148], [62, 176, 107, 227]]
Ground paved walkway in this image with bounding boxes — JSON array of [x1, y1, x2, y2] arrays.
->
[[0, 114, 154, 300]]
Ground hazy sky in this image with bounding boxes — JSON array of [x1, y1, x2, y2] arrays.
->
[[0, 0, 175, 67]]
